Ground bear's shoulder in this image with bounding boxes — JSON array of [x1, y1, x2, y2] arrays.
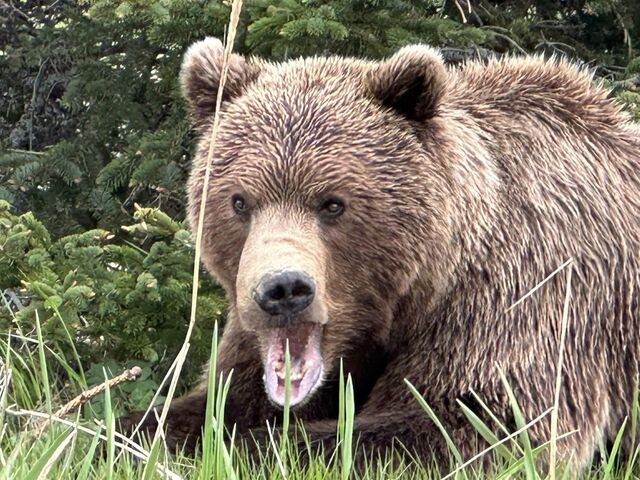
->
[[451, 54, 624, 128]]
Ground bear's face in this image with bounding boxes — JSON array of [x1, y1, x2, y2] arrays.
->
[[182, 39, 453, 407]]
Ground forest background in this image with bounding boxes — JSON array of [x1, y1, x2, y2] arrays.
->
[[1, 0, 639, 416]]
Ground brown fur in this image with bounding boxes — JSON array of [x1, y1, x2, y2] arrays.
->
[[121, 38, 640, 470]]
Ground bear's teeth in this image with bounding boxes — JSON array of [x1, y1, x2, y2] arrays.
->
[[275, 368, 304, 381]]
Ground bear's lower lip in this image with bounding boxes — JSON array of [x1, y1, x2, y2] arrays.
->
[[263, 322, 323, 407]]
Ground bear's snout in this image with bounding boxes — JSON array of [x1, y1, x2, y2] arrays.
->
[[253, 270, 315, 318]]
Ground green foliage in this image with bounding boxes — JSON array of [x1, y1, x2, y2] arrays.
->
[[243, 0, 497, 58], [0, 201, 225, 407], [0, 0, 638, 411]]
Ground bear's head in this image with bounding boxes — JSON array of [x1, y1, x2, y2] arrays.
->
[[182, 38, 456, 407]]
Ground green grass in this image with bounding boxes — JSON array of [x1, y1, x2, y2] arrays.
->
[[1, 323, 639, 479], [0, 269, 636, 480]]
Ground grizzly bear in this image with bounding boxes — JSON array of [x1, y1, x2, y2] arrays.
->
[[122, 37, 640, 470]]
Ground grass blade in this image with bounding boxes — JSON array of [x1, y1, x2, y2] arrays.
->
[[281, 339, 291, 459], [469, 388, 524, 456], [549, 264, 572, 480], [23, 428, 74, 480], [200, 322, 219, 480], [34, 311, 51, 416], [103, 367, 115, 480], [214, 370, 235, 479], [0, 435, 25, 480], [497, 367, 538, 480], [457, 399, 513, 461], [337, 359, 345, 440], [76, 428, 102, 480], [404, 379, 464, 471], [341, 373, 355, 480], [495, 429, 576, 480], [144, 0, 244, 469], [624, 381, 639, 480], [603, 417, 627, 479]]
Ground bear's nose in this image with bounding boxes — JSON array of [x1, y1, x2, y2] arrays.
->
[[253, 271, 315, 316]]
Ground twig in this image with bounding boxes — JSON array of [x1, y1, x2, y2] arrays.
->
[[3, 0, 31, 22], [482, 28, 528, 55], [32, 366, 142, 436], [614, 10, 633, 62], [6, 148, 47, 156], [535, 32, 575, 55], [120, 183, 145, 216], [2, 290, 25, 310], [453, 0, 467, 23]]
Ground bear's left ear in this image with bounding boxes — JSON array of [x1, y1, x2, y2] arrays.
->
[[368, 45, 447, 121], [180, 37, 261, 129]]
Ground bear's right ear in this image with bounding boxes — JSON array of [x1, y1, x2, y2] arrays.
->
[[180, 37, 261, 128], [368, 45, 447, 121]]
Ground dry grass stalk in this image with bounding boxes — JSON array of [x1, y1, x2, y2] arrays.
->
[[549, 264, 573, 479], [506, 258, 573, 312], [139, 0, 244, 452], [32, 366, 142, 436]]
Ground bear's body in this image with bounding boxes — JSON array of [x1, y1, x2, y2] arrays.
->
[[124, 39, 640, 469]]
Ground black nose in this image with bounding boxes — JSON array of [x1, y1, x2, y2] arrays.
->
[[253, 271, 315, 316]]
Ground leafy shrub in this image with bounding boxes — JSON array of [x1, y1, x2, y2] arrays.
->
[[0, 201, 225, 409]]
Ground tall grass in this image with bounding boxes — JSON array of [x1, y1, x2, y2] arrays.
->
[[1, 317, 639, 479]]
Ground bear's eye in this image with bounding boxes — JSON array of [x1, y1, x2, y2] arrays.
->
[[319, 197, 345, 220], [231, 194, 249, 215]]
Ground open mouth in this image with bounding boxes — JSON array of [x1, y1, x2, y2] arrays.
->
[[263, 322, 323, 407]]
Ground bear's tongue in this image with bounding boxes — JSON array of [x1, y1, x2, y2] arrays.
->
[[263, 322, 323, 407]]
